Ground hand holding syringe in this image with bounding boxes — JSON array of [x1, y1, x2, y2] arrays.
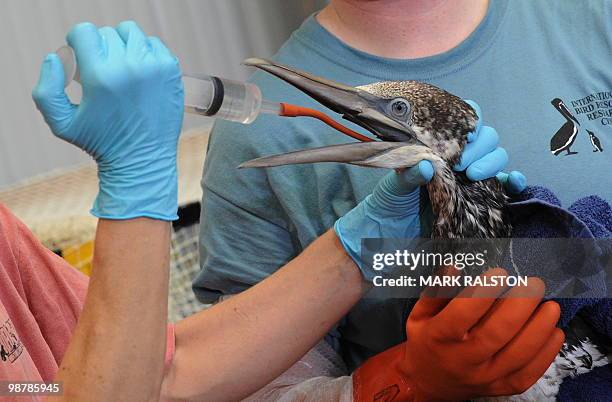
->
[[57, 45, 280, 124], [56, 46, 372, 141]]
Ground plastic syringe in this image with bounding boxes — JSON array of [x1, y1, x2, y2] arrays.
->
[[55, 46, 373, 141], [56, 46, 281, 124]]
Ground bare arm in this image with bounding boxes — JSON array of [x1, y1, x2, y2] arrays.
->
[[54, 219, 171, 401], [161, 230, 366, 401], [32, 21, 183, 402]]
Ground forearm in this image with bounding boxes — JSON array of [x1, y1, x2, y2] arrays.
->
[[162, 229, 366, 401], [55, 218, 171, 401]]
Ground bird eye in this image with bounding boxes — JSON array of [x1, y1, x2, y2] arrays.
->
[[389, 99, 411, 119]]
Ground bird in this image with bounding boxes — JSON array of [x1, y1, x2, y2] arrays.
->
[[550, 98, 580, 156], [238, 58, 607, 401], [587, 129, 603, 152], [240, 58, 511, 240]]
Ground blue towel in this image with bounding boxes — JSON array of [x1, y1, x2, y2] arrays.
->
[[507, 186, 611, 401], [375, 186, 610, 401]]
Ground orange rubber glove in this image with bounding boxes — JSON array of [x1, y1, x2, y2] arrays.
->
[[353, 268, 566, 402], [353, 342, 416, 402]]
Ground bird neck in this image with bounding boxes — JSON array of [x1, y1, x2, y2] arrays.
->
[[427, 162, 510, 238], [317, 0, 489, 59]]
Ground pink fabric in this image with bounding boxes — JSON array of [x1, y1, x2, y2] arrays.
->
[[0, 204, 87, 384], [0, 204, 176, 388]]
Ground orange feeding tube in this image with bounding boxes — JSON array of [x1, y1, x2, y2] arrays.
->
[[279, 103, 374, 143]]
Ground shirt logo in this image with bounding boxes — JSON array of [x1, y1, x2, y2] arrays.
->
[[0, 319, 24, 363], [550, 97, 605, 156]]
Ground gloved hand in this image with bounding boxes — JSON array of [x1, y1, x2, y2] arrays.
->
[[456, 101, 526, 194], [32, 21, 184, 220], [334, 161, 431, 281], [353, 269, 565, 402], [353, 342, 416, 402], [334, 100, 525, 279], [454, 100, 527, 194]]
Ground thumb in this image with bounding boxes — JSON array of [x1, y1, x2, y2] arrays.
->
[[32, 53, 76, 136], [368, 160, 433, 214], [496, 170, 527, 194], [409, 265, 459, 321], [409, 295, 452, 322], [394, 160, 434, 193]]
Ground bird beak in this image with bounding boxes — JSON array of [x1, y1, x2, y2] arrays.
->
[[244, 58, 419, 143], [559, 101, 581, 126], [239, 141, 438, 169], [240, 58, 428, 170]]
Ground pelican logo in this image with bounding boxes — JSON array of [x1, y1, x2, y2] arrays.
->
[[0, 319, 23, 363], [550, 97, 604, 156]]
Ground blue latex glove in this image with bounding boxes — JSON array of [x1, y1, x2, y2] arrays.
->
[[456, 101, 526, 194], [32, 21, 184, 220], [335, 100, 526, 279], [334, 162, 432, 281]]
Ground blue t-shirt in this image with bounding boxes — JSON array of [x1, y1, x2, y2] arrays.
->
[[195, 0, 612, 370]]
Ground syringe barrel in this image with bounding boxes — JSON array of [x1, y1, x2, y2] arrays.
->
[[56, 46, 266, 124], [183, 75, 262, 124]]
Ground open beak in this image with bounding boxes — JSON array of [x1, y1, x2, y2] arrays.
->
[[239, 58, 428, 169], [244, 58, 418, 142]]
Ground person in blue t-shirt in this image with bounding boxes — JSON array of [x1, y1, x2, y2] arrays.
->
[[195, 0, 611, 399]]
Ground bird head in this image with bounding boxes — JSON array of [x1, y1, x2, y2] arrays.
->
[[551, 97, 580, 126], [239, 59, 511, 239], [240, 58, 477, 170], [355, 80, 477, 163]]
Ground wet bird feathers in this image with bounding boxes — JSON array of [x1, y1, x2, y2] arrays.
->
[[430, 172, 510, 239]]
